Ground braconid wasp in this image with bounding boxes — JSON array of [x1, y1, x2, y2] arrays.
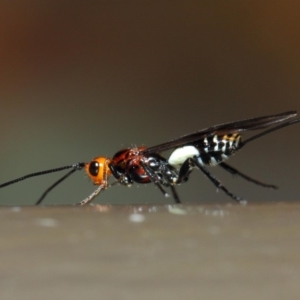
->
[[1, 111, 299, 205]]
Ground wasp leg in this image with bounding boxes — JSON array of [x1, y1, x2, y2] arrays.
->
[[177, 158, 246, 203], [219, 162, 278, 189], [175, 159, 194, 185], [169, 185, 181, 204], [139, 161, 171, 200], [76, 185, 104, 206]]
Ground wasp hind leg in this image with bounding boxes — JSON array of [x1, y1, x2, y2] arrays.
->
[[177, 157, 246, 204], [219, 162, 278, 189]]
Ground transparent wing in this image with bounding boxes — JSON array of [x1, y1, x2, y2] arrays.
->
[[141, 111, 297, 154]]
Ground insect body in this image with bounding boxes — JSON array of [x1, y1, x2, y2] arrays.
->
[[82, 147, 179, 205], [168, 133, 242, 167], [111, 148, 178, 187], [1, 111, 300, 205]]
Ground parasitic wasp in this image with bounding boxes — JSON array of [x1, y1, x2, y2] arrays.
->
[[0, 110, 300, 205]]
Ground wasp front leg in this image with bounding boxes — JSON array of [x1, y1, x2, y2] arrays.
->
[[109, 163, 133, 186]]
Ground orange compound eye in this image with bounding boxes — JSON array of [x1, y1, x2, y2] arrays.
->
[[85, 157, 112, 186]]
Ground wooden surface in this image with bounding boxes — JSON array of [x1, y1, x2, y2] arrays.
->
[[1, 202, 300, 300]]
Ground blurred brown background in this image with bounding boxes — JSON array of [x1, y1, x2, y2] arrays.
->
[[0, 1, 299, 205]]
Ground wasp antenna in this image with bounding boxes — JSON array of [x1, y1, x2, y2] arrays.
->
[[242, 117, 300, 147], [35, 164, 86, 205], [0, 162, 86, 189]]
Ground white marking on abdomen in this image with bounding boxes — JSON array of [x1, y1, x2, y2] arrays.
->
[[213, 135, 219, 151], [197, 156, 204, 166], [203, 137, 209, 152], [221, 154, 228, 160], [210, 157, 218, 166], [222, 142, 227, 152], [168, 146, 199, 166]]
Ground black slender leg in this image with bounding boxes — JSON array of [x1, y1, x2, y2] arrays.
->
[[139, 161, 170, 198], [176, 158, 194, 184], [219, 162, 278, 189], [170, 185, 181, 204], [192, 158, 246, 203], [177, 158, 246, 203]]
